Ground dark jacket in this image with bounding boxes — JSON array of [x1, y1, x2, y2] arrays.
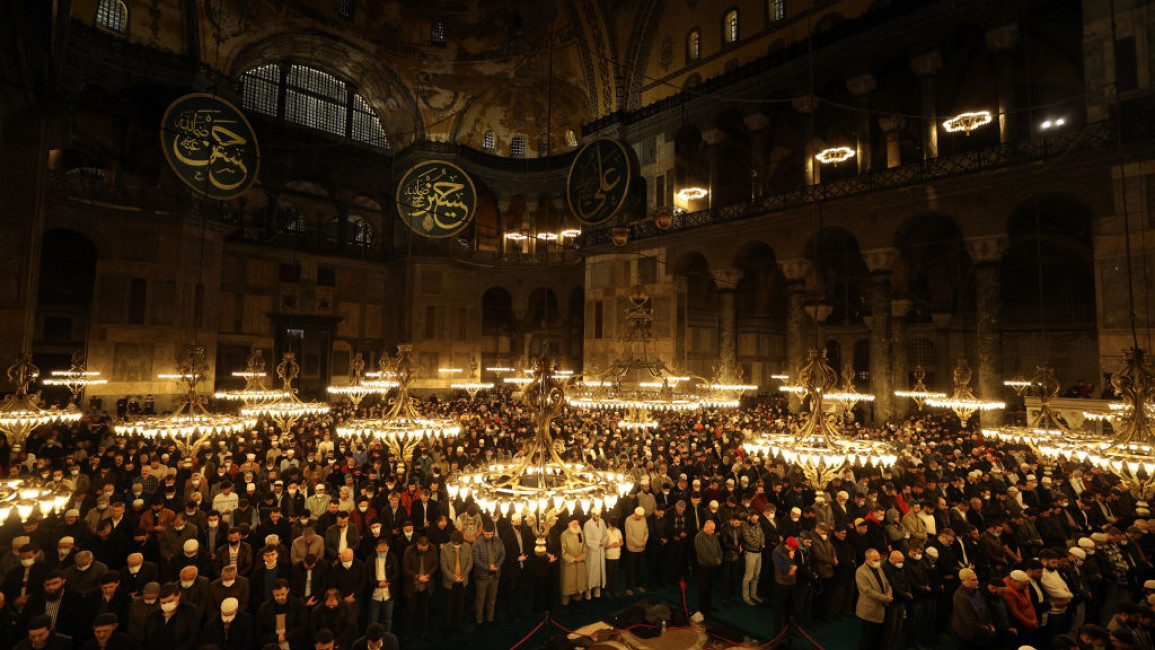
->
[[329, 557, 368, 599], [256, 595, 309, 650], [199, 611, 255, 650], [289, 560, 331, 604], [143, 602, 201, 650], [950, 586, 994, 642], [80, 630, 134, 650], [118, 561, 160, 596]]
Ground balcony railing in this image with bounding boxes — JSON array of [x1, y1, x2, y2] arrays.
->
[[581, 113, 1151, 248]]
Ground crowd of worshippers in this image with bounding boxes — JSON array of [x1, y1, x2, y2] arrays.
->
[[0, 390, 1154, 650]]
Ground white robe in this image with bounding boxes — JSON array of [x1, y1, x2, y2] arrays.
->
[[583, 517, 608, 590]]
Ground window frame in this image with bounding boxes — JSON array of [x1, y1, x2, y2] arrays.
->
[[337, 0, 355, 18], [510, 135, 527, 158], [431, 20, 449, 46], [723, 8, 739, 45], [686, 28, 702, 64], [95, 0, 129, 35], [770, 0, 786, 23], [482, 130, 496, 150]]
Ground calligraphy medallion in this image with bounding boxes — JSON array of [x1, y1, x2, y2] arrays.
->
[[566, 138, 633, 226], [160, 93, 260, 200], [396, 160, 477, 238]]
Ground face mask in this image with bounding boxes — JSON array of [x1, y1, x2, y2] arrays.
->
[[342, 560, 352, 569], [359, 506, 368, 512], [223, 579, 235, 587], [144, 597, 157, 605], [222, 614, 236, 623], [894, 562, 904, 569], [910, 554, 922, 561], [71, 470, 79, 476], [77, 563, 90, 571], [869, 561, 881, 569], [209, 521, 218, 528], [129, 565, 141, 574], [161, 601, 178, 613], [371, 527, 381, 535], [98, 504, 107, 510], [174, 525, 185, 532], [377, 552, 388, 559], [180, 579, 194, 588], [819, 534, 827, 540], [21, 558, 34, 567], [1087, 549, 1096, 555], [192, 480, 201, 486]]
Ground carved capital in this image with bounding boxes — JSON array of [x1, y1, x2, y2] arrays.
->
[[966, 235, 1009, 264], [496, 197, 512, 213], [910, 51, 943, 78], [985, 23, 1020, 53], [877, 115, 906, 133], [862, 247, 899, 274], [891, 298, 913, 318], [932, 311, 953, 330], [804, 302, 833, 323], [780, 258, 811, 283], [743, 112, 770, 132], [792, 95, 817, 115], [711, 268, 743, 291], [846, 73, 877, 98]]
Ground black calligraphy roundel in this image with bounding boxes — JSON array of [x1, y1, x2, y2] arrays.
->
[[160, 94, 260, 200], [396, 160, 477, 238], [566, 138, 633, 226]]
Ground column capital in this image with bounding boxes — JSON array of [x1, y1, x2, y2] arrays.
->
[[701, 128, 726, 145], [792, 95, 817, 115], [711, 268, 743, 291], [496, 196, 512, 213], [779, 258, 811, 283], [862, 247, 899, 274], [846, 73, 877, 98], [910, 51, 943, 78], [891, 298, 913, 318], [743, 112, 770, 132], [985, 23, 1020, 53], [877, 114, 906, 133], [966, 235, 1009, 264]]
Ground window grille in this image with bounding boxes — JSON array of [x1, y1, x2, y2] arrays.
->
[[96, 0, 128, 34], [510, 135, 527, 157]]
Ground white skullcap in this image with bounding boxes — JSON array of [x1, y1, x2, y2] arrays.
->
[[1144, 579, 1155, 590], [58, 536, 75, 545], [1069, 547, 1086, 559], [1007, 487, 1019, 494], [221, 597, 239, 612], [65, 509, 80, 518], [1139, 509, 1151, 517], [725, 478, 734, 485], [133, 499, 144, 507], [814, 495, 825, 503], [1042, 476, 1052, 483], [925, 546, 939, 558], [265, 534, 279, 545], [634, 507, 645, 516], [1018, 646, 1038, 650], [1026, 475, 1036, 482], [837, 491, 849, 500], [1078, 537, 1095, 548], [1092, 532, 1109, 543], [13, 536, 30, 550], [640, 477, 650, 485], [710, 500, 720, 509], [1009, 570, 1029, 582], [183, 539, 199, 552]]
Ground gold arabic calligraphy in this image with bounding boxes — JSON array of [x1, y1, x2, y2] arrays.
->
[[170, 108, 251, 192], [402, 166, 472, 233], [572, 141, 625, 223]]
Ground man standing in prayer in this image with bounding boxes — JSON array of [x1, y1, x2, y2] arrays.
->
[[560, 517, 588, 606], [583, 508, 608, 599]]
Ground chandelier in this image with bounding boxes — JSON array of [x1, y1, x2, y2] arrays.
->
[[214, 350, 288, 405], [926, 358, 1005, 426], [327, 353, 394, 409], [567, 285, 745, 429], [815, 146, 855, 165], [943, 111, 993, 134], [984, 366, 1098, 449], [242, 353, 330, 431], [116, 345, 254, 455], [743, 348, 897, 488], [336, 344, 460, 459], [447, 356, 633, 554], [1040, 348, 1155, 498], [0, 477, 71, 523], [451, 360, 494, 399], [894, 365, 946, 411], [0, 353, 81, 449], [42, 351, 106, 409], [824, 361, 875, 412]]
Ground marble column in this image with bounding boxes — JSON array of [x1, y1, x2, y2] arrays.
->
[[847, 74, 877, 175], [793, 95, 819, 185], [497, 195, 511, 253], [744, 112, 770, 200], [702, 128, 725, 208], [878, 115, 906, 169], [911, 52, 943, 160], [712, 268, 743, 373], [863, 248, 897, 423], [781, 260, 811, 377], [890, 297, 913, 405], [986, 24, 1020, 144], [967, 236, 1009, 426]]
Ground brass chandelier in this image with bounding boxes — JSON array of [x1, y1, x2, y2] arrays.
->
[[214, 350, 288, 405], [336, 344, 460, 458], [894, 365, 946, 411], [326, 352, 395, 408], [116, 345, 254, 455], [42, 351, 106, 410], [926, 358, 1005, 426], [242, 353, 330, 431], [447, 356, 632, 554], [743, 348, 897, 488], [0, 353, 81, 449]]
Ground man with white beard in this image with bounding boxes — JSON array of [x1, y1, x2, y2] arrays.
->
[[584, 508, 608, 598]]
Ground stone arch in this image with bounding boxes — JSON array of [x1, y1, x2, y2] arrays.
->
[[892, 213, 969, 323], [731, 240, 787, 387], [711, 108, 752, 207], [527, 287, 561, 329], [35, 230, 99, 405], [803, 227, 868, 326], [481, 286, 515, 337]]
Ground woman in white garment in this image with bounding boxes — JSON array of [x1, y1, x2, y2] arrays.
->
[[584, 508, 608, 598]]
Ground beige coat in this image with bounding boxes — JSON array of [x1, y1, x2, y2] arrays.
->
[[559, 528, 587, 596], [855, 563, 892, 624]]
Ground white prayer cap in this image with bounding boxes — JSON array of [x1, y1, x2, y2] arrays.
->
[[221, 597, 239, 613]]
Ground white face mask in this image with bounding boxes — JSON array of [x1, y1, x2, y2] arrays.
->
[[910, 554, 922, 561], [869, 560, 881, 569], [221, 614, 236, 623], [144, 597, 157, 605], [129, 565, 141, 574], [180, 579, 194, 588], [894, 562, 904, 569], [174, 525, 185, 532], [208, 521, 218, 528], [21, 558, 34, 567], [341, 560, 352, 569], [222, 579, 235, 587], [359, 506, 368, 512], [77, 563, 90, 572], [161, 601, 178, 613]]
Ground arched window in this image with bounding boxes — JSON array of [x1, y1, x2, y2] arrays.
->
[[95, 0, 128, 35], [327, 215, 373, 246], [908, 338, 937, 367], [240, 63, 390, 149], [482, 130, 496, 150], [724, 9, 739, 44], [276, 205, 306, 235], [686, 29, 701, 62], [510, 135, 527, 157], [566, 130, 578, 147], [771, 0, 786, 22], [337, 0, 355, 18]]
